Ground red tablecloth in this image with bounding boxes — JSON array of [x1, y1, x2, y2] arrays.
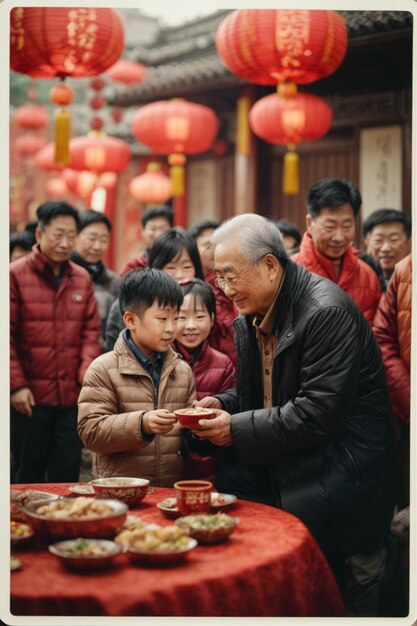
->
[[10, 483, 345, 617]]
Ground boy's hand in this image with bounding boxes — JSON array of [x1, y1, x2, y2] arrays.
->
[[142, 409, 177, 435], [11, 387, 35, 417]]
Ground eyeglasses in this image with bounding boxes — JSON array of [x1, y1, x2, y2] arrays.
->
[[215, 255, 266, 291]]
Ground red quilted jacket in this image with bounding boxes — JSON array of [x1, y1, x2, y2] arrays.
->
[[373, 254, 411, 431], [206, 274, 238, 365], [10, 245, 101, 407], [120, 250, 148, 275], [174, 340, 236, 399], [292, 233, 381, 324]]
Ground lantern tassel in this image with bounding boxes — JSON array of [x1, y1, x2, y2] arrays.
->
[[54, 108, 71, 165], [168, 153, 186, 196], [170, 164, 185, 196], [283, 146, 299, 195]]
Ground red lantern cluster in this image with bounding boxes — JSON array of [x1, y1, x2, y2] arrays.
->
[[216, 9, 347, 86]]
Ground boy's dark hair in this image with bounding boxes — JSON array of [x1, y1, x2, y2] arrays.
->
[[178, 277, 216, 318], [78, 209, 112, 232], [148, 228, 204, 279], [118, 267, 183, 316], [141, 205, 173, 229], [274, 219, 302, 245], [362, 208, 411, 238], [10, 231, 35, 257], [188, 219, 220, 240], [36, 201, 80, 231], [307, 178, 362, 218]]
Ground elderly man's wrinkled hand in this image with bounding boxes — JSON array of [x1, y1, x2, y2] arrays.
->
[[194, 409, 233, 446]]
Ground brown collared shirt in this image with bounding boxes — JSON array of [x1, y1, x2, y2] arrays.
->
[[253, 273, 285, 408]]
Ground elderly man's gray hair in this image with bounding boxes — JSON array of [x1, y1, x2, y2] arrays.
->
[[211, 213, 288, 265]]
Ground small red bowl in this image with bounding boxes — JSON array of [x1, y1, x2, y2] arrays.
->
[[173, 407, 215, 429]]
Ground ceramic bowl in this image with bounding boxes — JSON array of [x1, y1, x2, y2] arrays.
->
[[22, 497, 128, 542], [68, 484, 96, 497], [90, 477, 150, 506], [10, 521, 34, 546], [49, 538, 124, 570], [11, 490, 60, 521], [126, 537, 197, 566], [173, 407, 215, 429], [176, 513, 239, 544]]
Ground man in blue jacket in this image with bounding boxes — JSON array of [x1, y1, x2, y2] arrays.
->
[[195, 213, 396, 617]]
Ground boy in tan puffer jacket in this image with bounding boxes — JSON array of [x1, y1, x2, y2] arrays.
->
[[77, 268, 197, 486]]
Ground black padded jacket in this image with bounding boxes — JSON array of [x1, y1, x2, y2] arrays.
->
[[216, 260, 396, 559]]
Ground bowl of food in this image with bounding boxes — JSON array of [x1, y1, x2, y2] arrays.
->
[[210, 492, 237, 511], [10, 520, 34, 546], [22, 497, 128, 542], [156, 497, 181, 519], [175, 513, 239, 544], [90, 477, 150, 506], [49, 538, 124, 571], [68, 484, 95, 497], [173, 407, 215, 429], [11, 489, 60, 521], [116, 523, 197, 566]]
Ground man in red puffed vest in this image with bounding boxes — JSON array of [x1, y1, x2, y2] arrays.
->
[[10, 200, 101, 483]]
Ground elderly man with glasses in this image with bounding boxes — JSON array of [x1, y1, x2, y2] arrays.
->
[[292, 177, 382, 324], [195, 213, 396, 617]]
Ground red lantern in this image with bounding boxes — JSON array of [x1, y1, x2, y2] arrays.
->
[[10, 7, 124, 166], [10, 8, 125, 78], [46, 177, 68, 198], [69, 134, 131, 174], [107, 59, 147, 84], [62, 168, 80, 194], [111, 106, 123, 124], [34, 143, 66, 171], [132, 99, 219, 155], [216, 10, 347, 86], [129, 163, 172, 204], [89, 94, 106, 110], [15, 135, 47, 157], [13, 104, 48, 130], [249, 92, 332, 144], [249, 91, 333, 194], [90, 77, 106, 91], [90, 116, 104, 131]]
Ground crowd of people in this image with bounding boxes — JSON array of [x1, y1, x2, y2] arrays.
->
[[9, 176, 411, 617]]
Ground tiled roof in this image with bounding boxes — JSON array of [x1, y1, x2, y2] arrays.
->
[[107, 10, 412, 106]]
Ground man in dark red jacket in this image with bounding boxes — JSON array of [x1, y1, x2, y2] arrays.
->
[[10, 201, 101, 483]]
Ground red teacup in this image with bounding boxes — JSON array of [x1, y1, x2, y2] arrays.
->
[[174, 480, 213, 516], [173, 407, 215, 429]]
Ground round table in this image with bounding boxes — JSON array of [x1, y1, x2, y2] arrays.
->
[[10, 483, 345, 617]]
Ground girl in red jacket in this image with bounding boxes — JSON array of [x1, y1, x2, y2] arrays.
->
[[174, 278, 236, 480]]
